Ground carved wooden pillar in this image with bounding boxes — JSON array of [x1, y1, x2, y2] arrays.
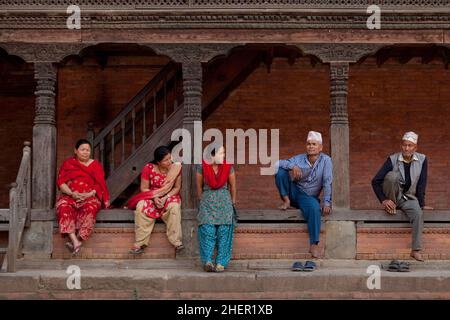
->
[[181, 61, 203, 210], [32, 62, 57, 210], [329, 62, 350, 209]]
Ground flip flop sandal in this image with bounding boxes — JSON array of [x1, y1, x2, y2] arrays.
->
[[303, 260, 316, 272], [291, 261, 304, 272], [129, 246, 144, 254], [64, 242, 74, 253], [175, 244, 185, 252], [387, 260, 401, 272], [215, 264, 225, 273], [72, 243, 83, 256], [204, 262, 215, 272], [399, 262, 411, 272]]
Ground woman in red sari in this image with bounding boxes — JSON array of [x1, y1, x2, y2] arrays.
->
[[55, 139, 110, 255]]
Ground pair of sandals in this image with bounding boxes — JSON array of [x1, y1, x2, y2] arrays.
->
[[203, 262, 225, 273], [64, 242, 83, 256], [291, 261, 316, 272], [386, 260, 410, 272]]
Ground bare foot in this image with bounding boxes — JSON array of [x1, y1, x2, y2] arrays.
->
[[279, 201, 291, 211], [309, 244, 322, 259], [410, 250, 424, 262]]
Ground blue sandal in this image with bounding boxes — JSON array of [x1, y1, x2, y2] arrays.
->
[[303, 260, 316, 272], [291, 261, 304, 271]]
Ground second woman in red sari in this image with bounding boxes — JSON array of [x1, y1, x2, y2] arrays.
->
[[55, 139, 110, 255]]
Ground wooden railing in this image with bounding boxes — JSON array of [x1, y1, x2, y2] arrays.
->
[[7, 141, 31, 273], [88, 61, 183, 178]]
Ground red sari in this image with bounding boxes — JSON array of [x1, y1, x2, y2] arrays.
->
[[55, 157, 109, 240], [128, 163, 181, 219]]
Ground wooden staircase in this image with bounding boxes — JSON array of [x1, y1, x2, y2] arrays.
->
[[89, 50, 264, 204]]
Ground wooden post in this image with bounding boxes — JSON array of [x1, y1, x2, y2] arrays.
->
[[32, 62, 57, 210], [87, 122, 95, 159], [329, 62, 350, 209], [7, 183, 18, 272], [22, 62, 57, 259], [181, 61, 203, 210]]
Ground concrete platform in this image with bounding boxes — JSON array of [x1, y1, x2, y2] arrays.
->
[[1, 259, 450, 299]]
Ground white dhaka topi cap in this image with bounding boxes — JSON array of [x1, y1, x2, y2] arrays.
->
[[307, 131, 323, 144], [402, 131, 418, 144]]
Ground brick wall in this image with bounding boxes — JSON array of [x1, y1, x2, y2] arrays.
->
[[204, 57, 331, 209], [349, 57, 450, 209], [205, 56, 450, 209], [56, 55, 170, 170]]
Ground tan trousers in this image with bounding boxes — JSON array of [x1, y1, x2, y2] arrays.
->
[[133, 200, 182, 248]]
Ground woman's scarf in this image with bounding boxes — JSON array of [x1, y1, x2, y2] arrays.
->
[[57, 157, 110, 207], [202, 160, 232, 190]]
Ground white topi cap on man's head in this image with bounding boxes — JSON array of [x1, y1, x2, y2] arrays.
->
[[402, 131, 418, 144], [307, 131, 323, 144]]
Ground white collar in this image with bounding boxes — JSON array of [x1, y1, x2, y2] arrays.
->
[[398, 153, 419, 163]]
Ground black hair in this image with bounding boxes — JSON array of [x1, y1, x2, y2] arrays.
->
[[152, 146, 171, 164], [75, 139, 92, 150], [210, 145, 224, 157]]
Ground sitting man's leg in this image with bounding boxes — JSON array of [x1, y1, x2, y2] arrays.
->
[[296, 190, 322, 258], [275, 167, 299, 210], [382, 171, 403, 214], [398, 199, 425, 261]]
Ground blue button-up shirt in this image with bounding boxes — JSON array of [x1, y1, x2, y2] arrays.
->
[[276, 153, 333, 206]]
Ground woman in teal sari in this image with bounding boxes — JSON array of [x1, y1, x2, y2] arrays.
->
[[196, 146, 237, 272]]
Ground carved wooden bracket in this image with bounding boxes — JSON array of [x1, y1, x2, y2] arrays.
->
[[297, 43, 386, 63], [149, 43, 240, 64], [0, 43, 95, 63]]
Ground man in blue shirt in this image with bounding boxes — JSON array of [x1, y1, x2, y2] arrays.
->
[[275, 131, 333, 259]]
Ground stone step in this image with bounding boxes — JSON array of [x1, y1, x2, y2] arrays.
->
[[2, 259, 450, 299]]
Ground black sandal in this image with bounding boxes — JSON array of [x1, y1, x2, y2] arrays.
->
[[387, 260, 401, 272], [399, 261, 410, 272], [72, 243, 83, 256], [64, 242, 74, 253]]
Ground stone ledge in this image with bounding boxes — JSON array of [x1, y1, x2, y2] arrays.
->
[[10, 208, 450, 222]]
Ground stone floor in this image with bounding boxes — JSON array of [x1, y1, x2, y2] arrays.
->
[[1, 259, 450, 299]]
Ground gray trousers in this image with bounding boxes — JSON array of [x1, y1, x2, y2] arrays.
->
[[383, 171, 424, 251]]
